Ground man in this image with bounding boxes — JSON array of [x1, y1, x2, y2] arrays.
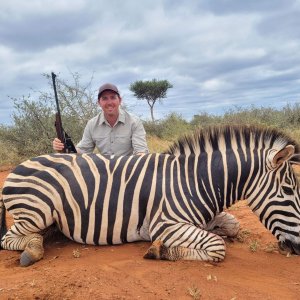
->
[[53, 83, 149, 155]]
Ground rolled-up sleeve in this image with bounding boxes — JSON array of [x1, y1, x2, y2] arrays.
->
[[132, 119, 149, 154]]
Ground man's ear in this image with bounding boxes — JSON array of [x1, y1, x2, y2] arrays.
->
[[272, 145, 295, 167]]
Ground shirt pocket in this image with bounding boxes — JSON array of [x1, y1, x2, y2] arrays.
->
[[115, 134, 132, 146]]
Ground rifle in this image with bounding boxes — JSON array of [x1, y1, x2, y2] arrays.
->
[[51, 72, 77, 153]]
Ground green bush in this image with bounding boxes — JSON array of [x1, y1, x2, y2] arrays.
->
[[143, 113, 191, 141], [1, 72, 300, 168], [190, 112, 222, 128], [0, 72, 98, 163], [0, 126, 20, 166]]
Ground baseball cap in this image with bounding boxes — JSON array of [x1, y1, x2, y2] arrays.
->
[[98, 83, 120, 99]]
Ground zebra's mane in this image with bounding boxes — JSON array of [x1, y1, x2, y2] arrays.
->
[[167, 125, 300, 161]]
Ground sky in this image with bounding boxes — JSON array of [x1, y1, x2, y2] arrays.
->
[[1, 0, 300, 125]]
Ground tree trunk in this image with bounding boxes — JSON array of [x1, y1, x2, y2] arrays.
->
[[147, 100, 155, 122], [150, 106, 155, 122]]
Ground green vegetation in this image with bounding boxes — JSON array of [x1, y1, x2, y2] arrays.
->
[[0, 72, 98, 165], [130, 79, 173, 122], [144, 104, 300, 153], [1, 72, 300, 167]]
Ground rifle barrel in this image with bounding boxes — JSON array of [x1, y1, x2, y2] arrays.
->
[[52, 72, 65, 144], [51, 72, 77, 154], [52, 72, 62, 117]]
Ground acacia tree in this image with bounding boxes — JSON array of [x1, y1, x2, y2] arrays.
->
[[130, 79, 173, 122]]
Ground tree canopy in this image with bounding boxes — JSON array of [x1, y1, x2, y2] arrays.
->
[[130, 79, 173, 121]]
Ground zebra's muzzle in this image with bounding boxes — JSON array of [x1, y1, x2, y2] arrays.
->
[[278, 240, 300, 255]]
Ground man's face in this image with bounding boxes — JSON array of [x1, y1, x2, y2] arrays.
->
[[98, 90, 121, 117]]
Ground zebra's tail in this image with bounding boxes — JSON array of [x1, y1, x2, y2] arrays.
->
[[0, 197, 7, 249]]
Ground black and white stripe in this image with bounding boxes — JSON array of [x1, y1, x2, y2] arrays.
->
[[1, 125, 300, 265]]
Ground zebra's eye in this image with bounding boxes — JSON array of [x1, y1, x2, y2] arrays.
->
[[282, 185, 294, 195]]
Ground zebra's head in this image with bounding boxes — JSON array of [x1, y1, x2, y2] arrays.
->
[[167, 125, 300, 255], [248, 144, 300, 255]]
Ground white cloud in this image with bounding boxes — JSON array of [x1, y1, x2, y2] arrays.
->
[[0, 0, 300, 125], [201, 79, 232, 91], [0, 0, 86, 18]]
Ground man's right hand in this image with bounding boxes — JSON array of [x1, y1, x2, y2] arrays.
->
[[53, 138, 65, 152]]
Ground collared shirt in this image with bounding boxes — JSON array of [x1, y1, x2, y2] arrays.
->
[[76, 108, 149, 155]]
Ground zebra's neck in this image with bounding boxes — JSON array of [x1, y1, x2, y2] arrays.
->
[[169, 149, 259, 216]]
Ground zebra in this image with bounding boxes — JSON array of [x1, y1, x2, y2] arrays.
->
[[1, 125, 300, 266]]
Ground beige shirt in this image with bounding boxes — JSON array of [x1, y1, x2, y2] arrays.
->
[[76, 108, 149, 155]]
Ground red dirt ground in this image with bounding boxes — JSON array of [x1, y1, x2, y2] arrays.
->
[[0, 168, 300, 300]]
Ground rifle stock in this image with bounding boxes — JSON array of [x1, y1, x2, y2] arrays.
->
[[52, 72, 77, 154]]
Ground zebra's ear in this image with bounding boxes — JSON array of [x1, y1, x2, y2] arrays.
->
[[272, 145, 295, 167]]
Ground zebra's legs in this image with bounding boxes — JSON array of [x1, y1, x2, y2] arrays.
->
[[204, 212, 240, 238], [144, 213, 239, 262], [1, 225, 44, 267], [145, 223, 226, 262]]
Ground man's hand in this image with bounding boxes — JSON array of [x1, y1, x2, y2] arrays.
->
[[53, 138, 65, 152], [136, 152, 147, 156]]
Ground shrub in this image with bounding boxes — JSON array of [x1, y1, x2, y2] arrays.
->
[[143, 113, 191, 141]]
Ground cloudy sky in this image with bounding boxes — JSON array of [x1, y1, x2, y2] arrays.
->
[[1, 0, 300, 125]]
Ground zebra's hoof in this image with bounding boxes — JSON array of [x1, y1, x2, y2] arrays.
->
[[144, 240, 163, 260], [20, 251, 36, 267], [20, 238, 44, 267]]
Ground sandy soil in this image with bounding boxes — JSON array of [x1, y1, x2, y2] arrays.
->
[[0, 168, 300, 300]]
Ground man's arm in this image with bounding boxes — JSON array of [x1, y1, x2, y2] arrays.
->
[[75, 120, 95, 154], [132, 119, 149, 154]]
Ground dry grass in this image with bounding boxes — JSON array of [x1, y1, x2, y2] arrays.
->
[[0, 141, 20, 167], [187, 285, 201, 299], [147, 135, 173, 153], [264, 242, 279, 253], [249, 240, 260, 252], [236, 228, 252, 243], [72, 248, 81, 258]]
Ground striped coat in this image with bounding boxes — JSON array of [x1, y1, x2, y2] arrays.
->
[[1, 125, 300, 266]]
